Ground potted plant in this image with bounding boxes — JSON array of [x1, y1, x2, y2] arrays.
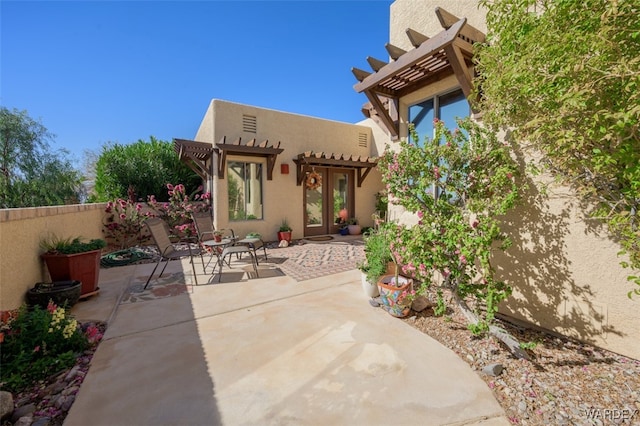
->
[[377, 255, 414, 318], [213, 230, 224, 242], [347, 218, 361, 235], [357, 229, 390, 298], [40, 235, 107, 298], [277, 219, 292, 242]]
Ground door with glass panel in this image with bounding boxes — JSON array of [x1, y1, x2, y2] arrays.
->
[[304, 168, 354, 237]]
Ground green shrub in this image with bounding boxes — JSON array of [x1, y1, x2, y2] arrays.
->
[[360, 228, 392, 283], [0, 303, 91, 392], [40, 235, 107, 254]]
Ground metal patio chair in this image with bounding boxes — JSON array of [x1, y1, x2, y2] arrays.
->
[[190, 212, 259, 281], [143, 217, 205, 289], [191, 211, 237, 245]]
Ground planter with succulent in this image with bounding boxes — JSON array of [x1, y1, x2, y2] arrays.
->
[[40, 235, 107, 298], [277, 219, 292, 242]]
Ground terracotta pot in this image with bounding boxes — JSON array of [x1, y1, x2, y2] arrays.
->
[[277, 231, 292, 242], [377, 274, 413, 318], [348, 224, 361, 235], [41, 250, 101, 297]]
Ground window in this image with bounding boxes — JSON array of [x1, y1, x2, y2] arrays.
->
[[227, 161, 263, 220], [408, 89, 470, 201], [408, 89, 469, 146]]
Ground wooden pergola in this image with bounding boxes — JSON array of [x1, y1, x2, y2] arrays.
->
[[293, 151, 378, 188], [352, 7, 485, 139], [214, 137, 283, 180], [174, 137, 284, 181], [174, 139, 215, 180]]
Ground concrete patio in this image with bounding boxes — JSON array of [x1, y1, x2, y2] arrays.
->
[[65, 245, 510, 425]]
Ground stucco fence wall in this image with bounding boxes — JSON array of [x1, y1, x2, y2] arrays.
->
[[0, 204, 106, 311]]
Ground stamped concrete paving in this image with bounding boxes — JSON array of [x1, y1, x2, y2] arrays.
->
[[67, 258, 509, 426]]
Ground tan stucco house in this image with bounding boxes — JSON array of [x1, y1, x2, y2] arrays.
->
[[172, 0, 638, 359], [175, 100, 387, 242]]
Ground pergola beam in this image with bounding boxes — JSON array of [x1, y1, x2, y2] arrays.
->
[[435, 7, 486, 43], [385, 43, 407, 60], [366, 56, 388, 72], [351, 67, 372, 82], [406, 28, 429, 48]]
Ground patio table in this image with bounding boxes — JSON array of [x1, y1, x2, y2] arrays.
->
[[201, 238, 235, 271]]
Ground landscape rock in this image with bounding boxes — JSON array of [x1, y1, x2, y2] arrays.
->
[[482, 363, 504, 377], [14, 415, 34, 426], [11, 403, 35, 423], [0, 391, 13, 421], [410, 296, 431, 312]]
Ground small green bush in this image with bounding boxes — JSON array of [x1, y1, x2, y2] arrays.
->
[[40, 235, 107, 254], [360, 229, 392, 283], [0, 303, 91, 392]]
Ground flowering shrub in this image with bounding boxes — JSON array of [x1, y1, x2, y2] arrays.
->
[[103, 183, 211, 248], [380, 118, 521, 334], [103, 198, 154, 249], [147, 183, 211, 239], [0, 302, 101, 392]]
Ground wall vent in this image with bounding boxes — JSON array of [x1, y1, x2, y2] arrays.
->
[[358, 132, 368, 148], [242, 115, 257, 133]]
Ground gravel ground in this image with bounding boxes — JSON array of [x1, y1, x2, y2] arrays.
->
[[402, 294, 640, 425]]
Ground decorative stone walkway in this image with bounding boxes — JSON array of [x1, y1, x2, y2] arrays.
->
[[266, 240, 364, 281]]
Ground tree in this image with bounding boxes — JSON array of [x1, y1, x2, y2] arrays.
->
[[381, 119, 528, 357], [92, 137, 201, 202], [474, 0, 640, 297], [0, 107, 83, 208]]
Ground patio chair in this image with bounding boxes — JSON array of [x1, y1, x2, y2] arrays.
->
[[236, 235, 268, 265], [214, 245, 259, 282], [144, 217, 206, 289], [191, 211, 237, 244]]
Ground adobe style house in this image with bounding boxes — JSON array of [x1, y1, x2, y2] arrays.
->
[[174, 100, 388, 242], [175, 0, 638, 359]]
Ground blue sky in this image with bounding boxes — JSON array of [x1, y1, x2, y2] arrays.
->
[[1, 0, 392, 167]]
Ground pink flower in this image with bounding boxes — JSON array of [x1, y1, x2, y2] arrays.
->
[[433, 167, 440, 180], [47, 301, 57, 313], [166, 183, 174, 190], [472, 220, 479, 228], [119, 213, 126, 220], [417, 211, 424, 219], [459, 255, 467, 264], [33, 345, 40, 353]]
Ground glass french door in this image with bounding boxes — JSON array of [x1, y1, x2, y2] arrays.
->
[[304, 168, 354, 237]]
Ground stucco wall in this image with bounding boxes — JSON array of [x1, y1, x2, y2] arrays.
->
[[387, 0, 639, 359], [195, 99, 386, 241], [0, 204, 106, 311], [389, 0, 486, 51]]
